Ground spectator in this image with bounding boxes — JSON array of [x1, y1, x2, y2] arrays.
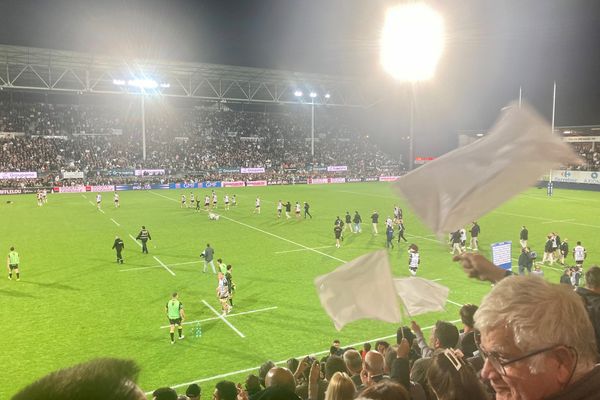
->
[[245, 375, 262, 397], [575, 265, 600, 353], [185, 383, 201, 400], [214, 381, 237, 400], [426, 349, 489, 400], [457, 304, 478, 358], [343, 349, 364, 387], [324, 372, 355, 400], [475, 276, 600, 399], [153, 387, 178, 400], [12, 358, 146, 400], [357, 380, 409, 400]]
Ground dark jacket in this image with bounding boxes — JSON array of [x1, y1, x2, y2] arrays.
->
[[575, 287, 600, 354], [545, 365, 600, 400]]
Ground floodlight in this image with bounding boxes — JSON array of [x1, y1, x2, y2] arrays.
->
[[294, 90, 303, 97], [380, 2, 444, 81], [128, 79, 158, 89], [159, 83, 170, 88], [324, 93, 331, 99], [309, 92, 317, 98], [112, 79, 126, 86]]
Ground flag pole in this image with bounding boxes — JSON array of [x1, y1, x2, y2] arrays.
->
[[550, 81, 557, 184], [519, 86, 522, 108]]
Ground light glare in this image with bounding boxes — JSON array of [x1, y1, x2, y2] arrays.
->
[[294, 90, 303, 97], [128, 79, 158, 89], [380, 3, 444, 81], [309, 92, 317, 98]]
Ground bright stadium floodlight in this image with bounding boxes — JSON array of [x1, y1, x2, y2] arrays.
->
[[159, 83, 170, 88], [380, 2, 444, 82], [127, 79, 158, 89], [309, 92, 317, 98], [324, 93, 331, 99], [112, 79, 126, 86], [294, 90, 303, 97]]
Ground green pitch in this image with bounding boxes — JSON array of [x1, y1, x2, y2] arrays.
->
[[1, 183, 599, 398]]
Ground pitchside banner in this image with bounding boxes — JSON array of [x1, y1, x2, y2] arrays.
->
[[550, 170, 600, 185], [201, 181, 222, 188], [378, 176, 400, 182], [241, 167, 265, 174], [222, 181, 245, 188], [327, 165, 348, 172], [0, 171, 37, 179], [54, 186, 86, 193], [245, 180, 267, 187], [491, 241, 512, 270], [134, 169, 165, 176], [87, 185, 114, 192]]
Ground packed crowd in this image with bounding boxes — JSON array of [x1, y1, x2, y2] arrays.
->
[[0, 98, 402, 186], [12, 257, 600, 400], [567, 143, 600, 171]]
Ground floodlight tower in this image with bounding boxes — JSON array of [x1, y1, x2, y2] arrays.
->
[[380, 2, 444, 170]]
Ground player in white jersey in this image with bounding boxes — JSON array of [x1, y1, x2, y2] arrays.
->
[[459, 228, 467, 252], [295, 202, 301, 218], [224, 194, 230, 210], [277, 200, 283, 218], [408, 244, 420, 276], [253, 197, 261, 214], [181, 194, 187, 208], [212, 191, 218, 209], [386, 217, 393, 229], [96, 193, 102, 209], [114, 192, 120, 208], [190, 193, 195, 207], [42, 189, 48, 203], [232, 195, 237, 206], [573, 241, 587, 267], [36, 191, 43, 206], [204, 195, 210, 210]]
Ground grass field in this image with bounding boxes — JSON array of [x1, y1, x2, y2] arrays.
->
[[1, 182, 599, 398]]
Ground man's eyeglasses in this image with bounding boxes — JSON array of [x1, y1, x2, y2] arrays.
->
[[474, 330, 562, 376]]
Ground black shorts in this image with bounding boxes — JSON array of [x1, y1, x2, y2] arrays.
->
[[9, 264, 18, 270], [335, 233, 341, 239], [169, 318, 182, 325]]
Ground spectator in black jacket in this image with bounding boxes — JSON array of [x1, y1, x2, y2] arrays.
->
[[518, 247, 534, 275], [576, 266, 600, 354]]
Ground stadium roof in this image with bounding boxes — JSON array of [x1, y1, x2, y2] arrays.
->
[[0, 44, 377, 107]]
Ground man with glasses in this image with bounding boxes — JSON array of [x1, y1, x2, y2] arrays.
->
[[474, 275, 600, 400]]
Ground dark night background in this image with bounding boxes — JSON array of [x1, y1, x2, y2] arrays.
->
[[1, 0, 599, 156]]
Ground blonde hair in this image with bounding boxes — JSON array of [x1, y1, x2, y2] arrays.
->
[[325, 372, 355, 400]]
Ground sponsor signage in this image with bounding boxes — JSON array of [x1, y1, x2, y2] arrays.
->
[[0, 189, 22, 195], [55, 186, 86, 193], [365, 177, 379, 182], [0, 171, 37, 179], [347, 178, 363, 183], [309, 178, 329, 184], [245, 180, 267, 187], [222, 181, 245, 188], [201, 181, 222, 188], [105, 169, 135, 177], [327, 165, 348, 172], [562, 136, 600, 143], [241, 167, 265, 174], [220, 168, 241, 173], [88, 185, 114, 192], [62, 171, 84, 179], [551, 170, 600, 185], [134, 169, 165, 176], [415, 157, 436, 165], [491, 241, 512, 270], [329, 177, 346, 184], [379, 176, 400, 182]]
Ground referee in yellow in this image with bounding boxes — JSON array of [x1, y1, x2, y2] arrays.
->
[[7, 246, 20, 281]]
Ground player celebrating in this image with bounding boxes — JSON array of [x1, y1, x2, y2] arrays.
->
[[96, 193, 102, 210], [254, 197, 261, 214], [166, 292, 185, 344], [408, 244, 420, 276], [113, 191, 120, 208], [224, 194, 230, 210], [181, 194, 187, 208], [277, 200, 283, 218]]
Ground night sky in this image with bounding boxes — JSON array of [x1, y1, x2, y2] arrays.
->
[[1, 0, 600, 155]]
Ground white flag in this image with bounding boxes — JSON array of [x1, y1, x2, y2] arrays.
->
[[314, 250, 401, 330], [394, 102, 581, 237], [394, 277, 449, 316]]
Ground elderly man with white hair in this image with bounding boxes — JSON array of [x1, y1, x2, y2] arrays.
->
[[473, 273, 600, 400]]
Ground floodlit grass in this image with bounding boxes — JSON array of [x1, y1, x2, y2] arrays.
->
[[1, 183, 599, 397]]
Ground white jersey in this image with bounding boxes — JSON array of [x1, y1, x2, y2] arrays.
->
[[96, 194, 102, 203], [42, 189, 47, 198], [190, 194, 195, 202], [224, 195, 229, 204], [295, 203, 301, 212], [255, 198, 260, 207], [460, 229, 467, 242], [394, 207, 400, 218], [218, 278, 229, 298], [181, 195, 186, 203], [409, 252, 420, 269], [277, 201, 282, 210], [114, 193, 119, 202], [212, 194, 217, 203], [574, 245, 586, 261], [205, 196, 210, 205], [386, 218, 393, 228]]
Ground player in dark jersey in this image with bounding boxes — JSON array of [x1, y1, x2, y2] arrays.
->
[[334, 223, 343, 248], [112, 236, 124, 264]]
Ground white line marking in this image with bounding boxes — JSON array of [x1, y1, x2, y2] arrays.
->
[[81, 194, 87, 199], [88, 200, 95, 206], [541, 218, 575, 224], [510, 257, 563, 272], [128, 234, 142, 247], [431, 278, 443, 282], [153, 256, 176, 276], [493, 210, 600, 229], [119, 260, 203, 273], [99, 208, 105, 214], [275, 246, 333, 254], [145, 318, 462, 394], [150, 191, 348, 263], [110, 218, 121, 226], [201, 299, 245, 338], [446, 299, 463, 307], [159, 306, 278, 329]]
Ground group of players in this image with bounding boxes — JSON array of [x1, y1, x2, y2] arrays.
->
[[35, 189, 48, 206], [181, 190, 237, 211], [93, 192, 120, 210]]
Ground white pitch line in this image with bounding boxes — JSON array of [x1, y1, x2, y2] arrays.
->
[[275, 246, 333, 254], [159, 306, 278, 329], [446, 299, 463, 307], [99, 208, 105, 214], [88, 200, 95, 206], [201, 299, 245, 338], [149, 191, 348, 263], [146, 318, 462, 394], [81, 194, 87, 199], [153, 256, 176, 276], [128, 234, 142, 247], [119, 260, 203, 273], [431, 278, 443, 282], [541, 218, 575, 225], [110, 218, 121, 226]]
